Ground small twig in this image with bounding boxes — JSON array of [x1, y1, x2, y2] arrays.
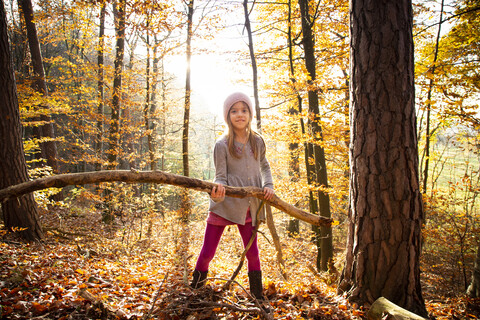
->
[[44, 227, 92, 239], [265, 205, 288, 281], [189, 301, 261, 313], [210, 277, 272, 320], [307, 264, 321, 278], [143, 273, 169, 320], [257, 229, 272, 245]]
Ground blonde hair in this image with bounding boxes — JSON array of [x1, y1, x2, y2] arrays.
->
[[225, 102, 261, 160]]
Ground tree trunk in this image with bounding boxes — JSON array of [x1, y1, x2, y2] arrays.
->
[[147, 34, 159, 172], [286, 0, 300, 236], [19, 0, 60, 176], [183, 0, 194, 179], [95, 0, 106, 172], [0, 1, 43, 241], [243, 0, 261, 132], [338, 0, 427, 316], [144, 15, 156, 171], [181, 0, 194, 221], [421, 0, 444, 194], [0, 170, 333, 227], [298, 0, 333, 272], [108, 0, 126, 170], [467, 243, 480, 298]]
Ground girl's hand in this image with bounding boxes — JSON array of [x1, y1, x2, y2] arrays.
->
[[263, 187, 274, 201], [211, 184, 225, 202]]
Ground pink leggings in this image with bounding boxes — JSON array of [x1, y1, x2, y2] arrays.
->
[[195, 222, 261, 272]]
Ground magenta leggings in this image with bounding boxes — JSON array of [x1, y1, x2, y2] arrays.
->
[[195, 222, 261, 272]]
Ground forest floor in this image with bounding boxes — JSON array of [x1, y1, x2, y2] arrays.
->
[[0, 203, 479, 319]]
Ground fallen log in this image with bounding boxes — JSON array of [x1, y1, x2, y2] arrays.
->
[[367, 297, 428, 320], [0, 170, 332, 226]]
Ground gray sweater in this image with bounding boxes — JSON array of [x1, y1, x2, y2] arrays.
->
[[209, 135, 274, 226]]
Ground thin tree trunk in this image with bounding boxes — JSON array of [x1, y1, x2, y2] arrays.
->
[[298, 0, 333, 272], [243, 0, 261, 132], [19, 0, 60, 176], [286, 0, 300, 235], [144, 15, 156, 171], [124, 35, 138, 171], [148, 36, 159, 171], [0, 1, 43, 241], [183, 0, 194, 179], [181, 0, 194, 222], [467, 243, 480, 298], [422, 0, 444, 194], [0, 171, 333, 227], [159, 57, 167, 172], [339, 0, 427, 316], [108, 0, 126, 170], [95, 0, 106, 172]]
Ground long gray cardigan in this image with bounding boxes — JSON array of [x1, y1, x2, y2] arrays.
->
[[209, 134, 274, 226]]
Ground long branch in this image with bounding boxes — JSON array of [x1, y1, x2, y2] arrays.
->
[[0, 170, 332, 226]]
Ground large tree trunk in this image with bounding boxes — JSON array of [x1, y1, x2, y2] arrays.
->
[[108, 0, 126, 170], [0, 170, 333, 227], [298, 0, 333, 272], [19, 0, 60, 176], [338, 0, 427, 317], [0, 1, 43, 241]]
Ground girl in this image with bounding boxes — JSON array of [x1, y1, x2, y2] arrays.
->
[[190, 92, 274, 301]]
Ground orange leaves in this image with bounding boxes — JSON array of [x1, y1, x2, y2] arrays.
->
[[1, 204, 477, 319], [130, 275, 149, 285], [75, 268, 87, 275], [30, 301, 48, 314]]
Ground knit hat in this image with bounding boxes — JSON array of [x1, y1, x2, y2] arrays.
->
[[223, 92, 254, 123]]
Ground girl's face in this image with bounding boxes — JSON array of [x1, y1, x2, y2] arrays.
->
[[228, 102, 251, 131]]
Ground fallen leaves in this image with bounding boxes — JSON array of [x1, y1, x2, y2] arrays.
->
[[0, 207, 478, 319]]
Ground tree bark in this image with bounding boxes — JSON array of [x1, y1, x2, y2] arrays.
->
[[0, 170, 333, 227], [338, 0, 427, 316], [298, 0, 333, 272], [0, 1, 43, 241]]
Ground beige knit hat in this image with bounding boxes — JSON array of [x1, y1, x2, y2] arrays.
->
[[223, 92, 253, 123]]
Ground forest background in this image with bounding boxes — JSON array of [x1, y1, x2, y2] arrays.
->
[[0, 0, 479, 319]]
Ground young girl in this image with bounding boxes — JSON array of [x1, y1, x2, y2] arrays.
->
[[190, 92, 274, 300]]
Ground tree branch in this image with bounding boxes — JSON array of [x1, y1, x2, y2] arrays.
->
[[0, 170, 332, 226]]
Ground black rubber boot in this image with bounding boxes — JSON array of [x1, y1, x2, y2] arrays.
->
[[248, 270, 264, 300], [190, 269, 208, 289]]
